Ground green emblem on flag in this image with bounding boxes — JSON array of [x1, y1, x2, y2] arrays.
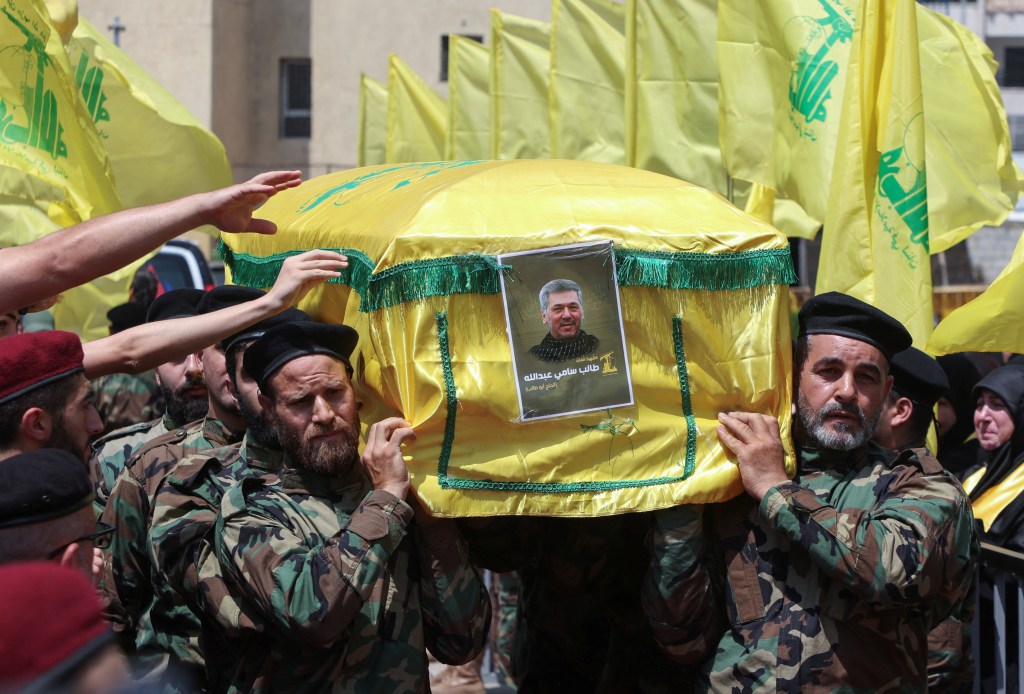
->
[[788, 0, 853, 131]]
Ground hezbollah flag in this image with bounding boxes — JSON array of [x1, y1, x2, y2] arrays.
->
[[385, 54, 446, 164], [358, 74, 387, 167], [0, 0, 124, 340], [445, 35, 489, 160], [66, 18, 232, 208], [928, 231, 1024, 355], [817, 0, 932, 346], [549, 0, 626, 164], [490, 10, 551, 160], [218, 160, 797, 517]]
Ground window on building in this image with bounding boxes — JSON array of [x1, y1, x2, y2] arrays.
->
[[1003, 47, 1024, 88], [440, 34, 484, 82], [280, 59, 311, 138]]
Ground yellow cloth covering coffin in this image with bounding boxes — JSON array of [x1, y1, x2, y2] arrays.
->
[[219, 160, 796, 517]]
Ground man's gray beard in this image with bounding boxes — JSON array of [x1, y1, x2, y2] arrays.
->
[[796, 391, 882, 451], [277, 419, 360, 477]]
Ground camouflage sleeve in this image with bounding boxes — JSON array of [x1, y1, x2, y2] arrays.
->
[[641, 504, 724, 666], [100, 467, 154, 649], [216, 485, 415, 648], [760, 470, 977, 610], [412, 518, 492, 665]]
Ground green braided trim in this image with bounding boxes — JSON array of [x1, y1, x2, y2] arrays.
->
[[216, 240, 375, 296], [673, 315, 698, 478], [614, 247, 797, 290], [434, 310, 695, 494], [360, 255, 511, 313], [436, 311, 457, 486]]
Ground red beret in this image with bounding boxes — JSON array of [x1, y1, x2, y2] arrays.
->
[[0, 562, 114, 689], [0, 331, 84, 404]]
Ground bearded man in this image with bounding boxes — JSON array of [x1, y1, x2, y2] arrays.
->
[[642, 292, 977, 692], [202, 321, 491, 692]]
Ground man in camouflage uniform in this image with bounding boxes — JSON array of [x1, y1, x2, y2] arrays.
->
[[143, 300, 308, 690], [100, 287, 260, 662], [89, 289, 209, 514], [201, 320, 491, 693], [872, 347, 975, 692], [91, 302, 164, 435], [644, 293, 978, 692]]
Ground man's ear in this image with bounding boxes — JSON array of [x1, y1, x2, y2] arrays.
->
[[20, 407, 53, 445], [891, 397, 915, 428], [55, 542, 81, 572], [257, 389, 272, 413]]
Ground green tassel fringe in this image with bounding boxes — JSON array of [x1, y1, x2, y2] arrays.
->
[[217, 241, 796, 312], [216, 240, 375, 297], [614, 247, 797, 291]]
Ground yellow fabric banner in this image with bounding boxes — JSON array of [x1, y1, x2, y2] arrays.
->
[[817, 0, 932, 346], [917, 7, 1024, 254], [445, 35, 489, 160], [550, 0, 625, 164], [490, 10, 551, 160], [385, 54, 446, 164], [219, 160, 797, 518], [927, 231, 1024, 355], [0, 0, 124, 340], [67, 18, 232, 208], [358, 74, 387, 167]]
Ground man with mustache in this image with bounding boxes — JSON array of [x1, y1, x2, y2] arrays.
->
[[89, 289, 209, 515], [528, 278, 599, 362], [202, 320, 491, 692], [643, 292, 977, 692]]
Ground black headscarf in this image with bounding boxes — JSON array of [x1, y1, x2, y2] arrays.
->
[[937, 354, 983, 456]]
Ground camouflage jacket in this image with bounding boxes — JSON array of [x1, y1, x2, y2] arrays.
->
[[204, 464, 491, 693], [145, 435, 284, 687], [100, 415, 242, 655], [91, 370, 164, 436], [644, 443, 978, 693], [89, 412, 179, 516]]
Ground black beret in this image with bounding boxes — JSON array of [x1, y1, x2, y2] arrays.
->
[[798, 292, 912, 362], [222, 307, 311, 354], [0, 450, 93, 529], [244, 321, 359, 390], [146, 288, 205, 323], [196, 285, 266, 315], [890, 347, 949, 409], [106, 302, 147, 333]]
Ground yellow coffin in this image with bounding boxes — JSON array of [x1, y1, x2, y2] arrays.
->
[[219, 159, 796, 517]]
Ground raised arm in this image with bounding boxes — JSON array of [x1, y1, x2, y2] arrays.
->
[[0, 171, 302, 314], [82, 249, 346, 378]]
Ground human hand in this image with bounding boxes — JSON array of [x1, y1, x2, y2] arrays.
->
[[717, 411, 788, 502], [203, 170, 303, 233], [361, 417, 416, 499], [263, 249, 348, 310], [93, 547, 103, 584]]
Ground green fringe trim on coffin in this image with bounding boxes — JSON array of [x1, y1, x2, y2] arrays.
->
[[218, 242, 796, 312], [216, 240, 376, 297], [360, 255, 512, 313], [613, 247, 797, 291]]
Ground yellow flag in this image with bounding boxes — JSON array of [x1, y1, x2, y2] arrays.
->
[[358, 74, 387, 167], [817, 0, 932, 346], [927, 231, 1024, 355], [549, 0, 625, 163], [917, 7, 1024, 253], [0, 0, 125, 340], [490, 9, 551, 160], [445, 35, 489, 160], [68, 19, 232, 207], [625, 0, 728, 192], [385, 54, 446, 164]]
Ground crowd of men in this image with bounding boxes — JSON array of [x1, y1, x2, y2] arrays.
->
[[1, 171, 1021, 693]]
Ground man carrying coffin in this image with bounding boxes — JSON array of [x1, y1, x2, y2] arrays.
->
[[643, 292, 977, 691]]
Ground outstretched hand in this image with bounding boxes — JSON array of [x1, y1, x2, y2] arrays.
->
[[203, 170, 303, 234], [264, 249, 348, 309], [717, 411, 788, 502]]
